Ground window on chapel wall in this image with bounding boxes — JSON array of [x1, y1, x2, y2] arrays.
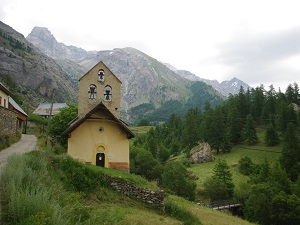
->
[[104, 85, 112, 101], [88, 84, 97, 100], [98, 69, 105, 82]]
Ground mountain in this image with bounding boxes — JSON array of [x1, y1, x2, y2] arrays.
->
[[0, 21, 77, 107], [27, 27, 250, 97], [165, 64, 250, 96], [25, 26, 247, 122]]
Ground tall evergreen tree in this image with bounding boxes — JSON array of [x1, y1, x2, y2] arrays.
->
[[204, 108, 230, 153], [212, 159, 235, 197], [251, 85, 265, 124], [280, 122, 300, 182], [183, 108, 202, 149], [265, 114, 279, 146], [286, 82, 300, 105], [228, 105, 243, 144], [262, 85, 277, 125], [243, 114, 258, 145]]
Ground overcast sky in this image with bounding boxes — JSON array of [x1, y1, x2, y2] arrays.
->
[[1, 0, 300, 91]]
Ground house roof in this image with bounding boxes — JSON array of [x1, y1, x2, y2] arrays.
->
[[33, 103, 68, 116], [8, 97, 28, 117], [79, 61, 122, 84], [62, 101, 135, 139], [0, 82, 12, 95]]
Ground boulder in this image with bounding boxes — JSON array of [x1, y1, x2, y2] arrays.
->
[[190, 142, 214, 163]]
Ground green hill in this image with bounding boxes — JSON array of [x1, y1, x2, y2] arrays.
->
[[0, 149, 254, 225], [188, 128, 282, 196]]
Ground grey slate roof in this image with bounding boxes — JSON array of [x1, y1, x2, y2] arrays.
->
[[33, 103, 68, 116], [8, 97, 28, 117]]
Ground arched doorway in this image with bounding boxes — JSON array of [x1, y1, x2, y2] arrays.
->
[[96, 152, 105, 167]]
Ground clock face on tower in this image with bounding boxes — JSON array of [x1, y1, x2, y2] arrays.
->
[[98, 69, 105, 82]]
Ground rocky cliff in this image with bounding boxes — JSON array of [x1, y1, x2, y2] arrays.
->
[[0, 22, 77, 104]]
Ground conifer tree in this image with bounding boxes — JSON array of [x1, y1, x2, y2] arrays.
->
[[243, 114, 258, 145], [280, 122, 300, 181], [212, 159, 235, 197], [204, 108, 229, 153], [228, 105, 243, 144]]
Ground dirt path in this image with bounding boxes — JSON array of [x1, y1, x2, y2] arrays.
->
[[0, 134, 37, 172]]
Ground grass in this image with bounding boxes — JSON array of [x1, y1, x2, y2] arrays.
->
[[0, 150, 182, 224], [0, 149, 257, 225], [130, 126, 154, 135], [189, 128, 283, 202], [166, 195, 255, 225]]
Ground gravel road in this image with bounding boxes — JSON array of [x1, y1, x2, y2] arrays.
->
[[0, 134, 37, 172]]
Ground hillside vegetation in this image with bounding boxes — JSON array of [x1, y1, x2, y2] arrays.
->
[[0, 149, 254, 225], [131, 83, 300, 225]]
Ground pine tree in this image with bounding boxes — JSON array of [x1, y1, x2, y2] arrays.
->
[[265, 114, 279, 146], [280, 122, 300, 182], [228, 105, 243, 144], [243, 114, 258, 145], [212, 159, 235, 197], [204, 108, 229, 153]]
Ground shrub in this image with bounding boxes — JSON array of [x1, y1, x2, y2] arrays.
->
[[238, 156, 255, 175], [0, 135, 10, 150], [162, 161, 197, 200]]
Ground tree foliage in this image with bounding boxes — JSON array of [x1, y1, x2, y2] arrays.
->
[[204, 159, 234, 200], [161, 161, 196, 200], [280, 122, 300, 181], [49, 103, 78, 147], [130, 82, 300, 224]]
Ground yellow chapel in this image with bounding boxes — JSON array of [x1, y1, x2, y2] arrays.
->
[[63, 61, 134, 172]]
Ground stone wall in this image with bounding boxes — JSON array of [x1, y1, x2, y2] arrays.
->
[[0, 106, 17, 137], [106, 176, 164, 208]]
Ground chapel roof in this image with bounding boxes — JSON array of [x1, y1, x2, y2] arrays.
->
[[62, 101, 135, 139]]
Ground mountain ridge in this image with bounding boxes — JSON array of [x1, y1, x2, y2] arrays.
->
[[27, 26, 250, 97]]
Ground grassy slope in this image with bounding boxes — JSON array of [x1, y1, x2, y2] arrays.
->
[[189, 128, 282, 200], [0, 148, 255, 225], [168, 195, 254, 225]]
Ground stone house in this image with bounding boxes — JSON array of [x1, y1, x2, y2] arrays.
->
[[0, 82, 28, 136], [63, 61, 134, 172]]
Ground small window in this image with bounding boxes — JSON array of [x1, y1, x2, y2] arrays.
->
[[104, 85, 112, 101], [98, 69, 105, 82], [88, 84, 97, 100]]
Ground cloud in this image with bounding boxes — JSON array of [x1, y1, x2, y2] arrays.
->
[[214, 26, 300, 88]]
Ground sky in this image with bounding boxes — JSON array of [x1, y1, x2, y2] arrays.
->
[[1, 0, 300, 91]]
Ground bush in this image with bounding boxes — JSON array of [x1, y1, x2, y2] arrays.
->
[[238, 156, 255, 175], [53, 155, 108, 193], [0, 135, 10, 150], [162, 161, 196, 200], [204, 177, 230, 201]]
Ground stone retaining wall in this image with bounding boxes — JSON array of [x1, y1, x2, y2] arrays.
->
[[107, 176, 164, 208], [0, 106, 17, 137]]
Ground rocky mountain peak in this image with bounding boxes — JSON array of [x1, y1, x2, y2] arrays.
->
[[29, 27, 56, 47], [27, 27, 89, 61]]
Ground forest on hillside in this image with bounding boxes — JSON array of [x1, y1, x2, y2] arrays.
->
[[130, 83, 300, 225]]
